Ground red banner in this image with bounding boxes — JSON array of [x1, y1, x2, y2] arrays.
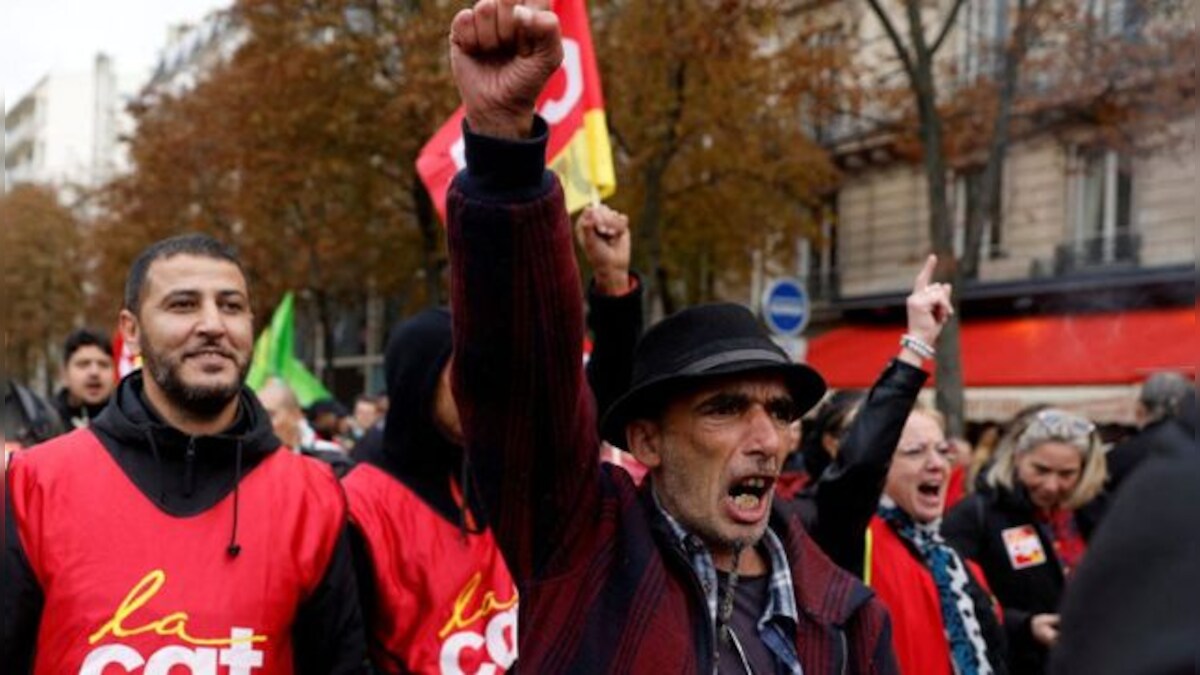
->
[[416, 0, 616, 222]]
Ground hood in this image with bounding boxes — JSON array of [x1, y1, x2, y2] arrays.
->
[[363, 307, 473, 523], [54, 387, 109, 429], [95, 370, 278, 456], [91, 370, 280, 518]]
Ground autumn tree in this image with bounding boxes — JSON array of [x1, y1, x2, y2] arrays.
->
[[591, 0, 843, 317], [90, 0, 460, 379], [0, 185, 86, 389], [852, 0, 1194, 434]]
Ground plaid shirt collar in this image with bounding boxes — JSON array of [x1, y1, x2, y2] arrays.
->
[[653, 489, 802, 674]]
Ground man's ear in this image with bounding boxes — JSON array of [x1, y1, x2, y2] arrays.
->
[[118, 309, 141, 357], [626, 419, 663, 470]]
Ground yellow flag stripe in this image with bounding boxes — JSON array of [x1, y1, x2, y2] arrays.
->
[[548, 109, 617, 214]]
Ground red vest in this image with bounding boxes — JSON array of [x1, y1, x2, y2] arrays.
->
[[8, 429, 345, 675], [865, 516, 996, 675], [343, 464, 518, 675]]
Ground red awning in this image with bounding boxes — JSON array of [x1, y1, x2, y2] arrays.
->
[[806, 307, 1196, 388]]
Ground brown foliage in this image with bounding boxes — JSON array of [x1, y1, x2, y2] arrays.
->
[[90, 0, 460, 349], [592, 0, 842, 313], [0, 185, 86, 382]]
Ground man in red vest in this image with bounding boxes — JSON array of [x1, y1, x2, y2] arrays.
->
[[4, 233, 366, 673]]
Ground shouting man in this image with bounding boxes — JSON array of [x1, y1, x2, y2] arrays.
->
[[442, 1, 898, 672]]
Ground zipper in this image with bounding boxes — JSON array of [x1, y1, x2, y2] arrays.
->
[[183, 436, 197, 498]]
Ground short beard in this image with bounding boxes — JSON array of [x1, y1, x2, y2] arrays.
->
[[143, 345, 249, 420]]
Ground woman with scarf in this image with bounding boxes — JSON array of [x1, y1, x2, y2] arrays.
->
[[943, 408, 1107, 674], [865, 406, 1008, 675]]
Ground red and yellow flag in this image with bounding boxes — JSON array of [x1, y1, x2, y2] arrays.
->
[[416, 0, 616, 221]]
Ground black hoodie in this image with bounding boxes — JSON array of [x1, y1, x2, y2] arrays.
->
[[351, 281, 645, 526], [351, 308, 473, 525], [3, 371, 368, 674], [53, 388, 109, 433]]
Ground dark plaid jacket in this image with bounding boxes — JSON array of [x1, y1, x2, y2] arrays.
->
[[446, 120, 899, 674]]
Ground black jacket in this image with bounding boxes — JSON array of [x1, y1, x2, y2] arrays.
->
[[2, 380, 64, 447], [1105, 416, 1193, 494], [1050, 449, 1199, 675], [794, 358, 929, 576], [52, 388, 109, 432], [942, 484, 1100, 675], [3, 372, 367, 674]]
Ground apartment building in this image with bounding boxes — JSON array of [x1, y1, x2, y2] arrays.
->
[[797, 0, 1195, 423], [4, 54, 143, 200]]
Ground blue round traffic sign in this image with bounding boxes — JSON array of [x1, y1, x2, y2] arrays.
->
[[762, 278, 809, 337]]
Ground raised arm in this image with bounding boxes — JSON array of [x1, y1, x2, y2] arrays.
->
[[577, 205, 643, 419], [805, 255, 952, 575], [445, 0, 600, 583]]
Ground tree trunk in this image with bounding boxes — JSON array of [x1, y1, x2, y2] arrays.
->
[[639, 160, 670, 322], [905, 0, 967, 436], [963, 0, 1030, 280]]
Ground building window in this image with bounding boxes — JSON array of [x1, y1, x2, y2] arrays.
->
[[952, 167, 1004, 267], [1086, 0, 1145, 38], [800, 197, 839, 301], [958, 0, 1009, 83], [1062, 146, 1137, 271]]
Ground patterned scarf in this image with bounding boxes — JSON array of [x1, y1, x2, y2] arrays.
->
[[878, 499, 993, 675]]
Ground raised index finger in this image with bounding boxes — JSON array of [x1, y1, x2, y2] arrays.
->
[[913, 254, 937, 292]]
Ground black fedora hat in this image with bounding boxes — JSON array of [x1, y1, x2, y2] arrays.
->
[[601, 303, 827, 447]]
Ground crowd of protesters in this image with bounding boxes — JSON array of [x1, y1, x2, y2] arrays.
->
[[3, 2, 1196, 674]]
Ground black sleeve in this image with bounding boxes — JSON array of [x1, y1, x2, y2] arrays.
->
[[4, 481, 43, 673], [805, 359, 927, 576], [584, 274, 643, 426], [941, 494, 986, 560], [293, 524, 369, 675]]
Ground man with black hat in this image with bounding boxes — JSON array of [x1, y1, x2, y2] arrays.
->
[[442, 1, 897, 672]]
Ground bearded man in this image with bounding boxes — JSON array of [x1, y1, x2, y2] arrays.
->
[[4, 233, 366, 673]]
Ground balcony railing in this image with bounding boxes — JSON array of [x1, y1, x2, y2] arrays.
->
[[1054, 232, 1141, 275]]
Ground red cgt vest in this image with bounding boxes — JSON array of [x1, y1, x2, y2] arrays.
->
[[343, 463, 518, 675], [8, 429, 346, 675]]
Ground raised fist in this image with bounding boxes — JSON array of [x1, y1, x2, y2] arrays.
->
[[450, 0, 563, 139], [575, 205, 632, 295]]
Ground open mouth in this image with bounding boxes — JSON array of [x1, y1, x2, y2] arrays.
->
[[727, 476, 774, 511], [917, 481, 943, 498]]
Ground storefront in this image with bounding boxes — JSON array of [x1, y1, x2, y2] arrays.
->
[[805, 306, 1195, 424]]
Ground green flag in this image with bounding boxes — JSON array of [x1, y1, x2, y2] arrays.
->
[[246, 292, 332, 408]]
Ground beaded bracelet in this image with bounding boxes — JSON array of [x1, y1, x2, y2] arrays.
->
[[900, 334, 936, 360]]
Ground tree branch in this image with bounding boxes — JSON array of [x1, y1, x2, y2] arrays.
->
[[930, 0, 970, 56], [864, 0, 919, 84]]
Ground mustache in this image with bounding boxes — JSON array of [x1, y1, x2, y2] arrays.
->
[[183, 345, 239, 361]]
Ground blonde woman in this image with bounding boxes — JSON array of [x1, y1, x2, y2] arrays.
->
[[864, 407, 1007, 675], [943, 409, 1107, 675]]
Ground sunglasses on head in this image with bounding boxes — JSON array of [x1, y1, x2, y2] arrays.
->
[[1030, 409, 1096, 439]]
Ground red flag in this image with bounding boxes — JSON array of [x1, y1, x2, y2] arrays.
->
[[112, 330, 141, 381], [416, 0, 616, 221]]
